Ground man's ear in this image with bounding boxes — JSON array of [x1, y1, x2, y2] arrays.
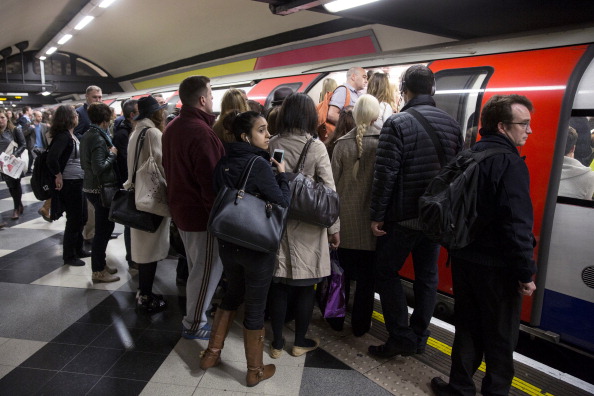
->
[[497, 121, 507, 134]]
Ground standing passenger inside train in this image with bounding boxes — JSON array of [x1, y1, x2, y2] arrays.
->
[[213, 88, 250, 144], [369, 65, 462, 357], [366, 73, 397, 131], [559, 126, 594, 199], [326, 66, 367, 126], [162, 75, 225, 340], [126, 96, 171, 314], [268, 93, 340, 358], [330, 94, 380, 335], [432, 94, 537, 396], [201, 111, 290, 387], [325, 106, 355, 159]]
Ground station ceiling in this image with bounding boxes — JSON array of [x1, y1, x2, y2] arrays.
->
[[1, 0, 594, 106]]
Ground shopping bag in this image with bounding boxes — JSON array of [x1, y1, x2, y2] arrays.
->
[[317, 249, 346, 318]]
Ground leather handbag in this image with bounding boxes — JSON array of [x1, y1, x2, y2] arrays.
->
[[100, 183, 119, 208], [109, 128, 163, 232], [134, 131, 170, 217], [286, 138, 340, 228], [208, 155, 288, 253]]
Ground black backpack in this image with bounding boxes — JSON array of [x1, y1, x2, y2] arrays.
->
[[30, 148, 54, 201], [418, 147, 508, 249]]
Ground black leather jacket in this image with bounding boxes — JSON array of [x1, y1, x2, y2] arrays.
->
[[450, 132, 536, 283], [214, 142, 291, 208], [371, 95, 462, 222], [80, 124, 117, 191]]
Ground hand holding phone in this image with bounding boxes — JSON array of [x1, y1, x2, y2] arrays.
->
[[272, 149, 285, 173]]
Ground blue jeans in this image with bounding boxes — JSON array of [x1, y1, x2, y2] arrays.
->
[[218, 241, 275, 330], [375, 223, 440, 349], [86, 193, 115, 272]]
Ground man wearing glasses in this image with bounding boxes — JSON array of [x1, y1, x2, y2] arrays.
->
[[432, 94, 537, 396]]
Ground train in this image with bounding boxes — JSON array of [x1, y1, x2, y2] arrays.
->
[[94, 26, 594, 356]]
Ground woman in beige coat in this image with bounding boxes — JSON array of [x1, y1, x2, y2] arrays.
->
[[125, 96, 171, 314], [267, 93, 340, 358], [330, 94, 381, 336]]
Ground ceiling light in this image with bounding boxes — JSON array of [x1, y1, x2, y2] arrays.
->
[[41, 91, 52, 96], [74, 15, 94, 30], [99, 0, 117, 8], [46, 47, 58, 55], [57, 34, 73, 45], [39, 56, 46, 60], [324, 0, 380, 13]]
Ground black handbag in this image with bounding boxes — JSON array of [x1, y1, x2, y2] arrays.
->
[[208, 155, 288, 253], [286, 138, 340, 228], [100, 183, 119, 208], [108, 128, 163, 232]]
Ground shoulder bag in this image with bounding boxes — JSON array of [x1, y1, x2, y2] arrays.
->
[[134, 130, 170, 217], [286, 138, 340, 228], [208, 155, 288, 253], [108, 128, 163, 232]]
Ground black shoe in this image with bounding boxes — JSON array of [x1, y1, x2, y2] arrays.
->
[[136, 294, 167, 314], [128, 261, 139, 270], [76, 249, 91, 258], [64, 258, 86, 266], [368, 338, 416, 358], [430, 377, 456, 396]]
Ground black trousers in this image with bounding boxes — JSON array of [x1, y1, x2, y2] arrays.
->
[[448, 258, 522, 396], [59, 179, 87, 261], [86, 193, 115, 272], [218, 241, 275, 330], [2, 174, 22, 210]]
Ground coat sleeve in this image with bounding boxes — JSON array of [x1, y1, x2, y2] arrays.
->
[[12, 127, 27, 157], [252, 158, 291, 207], [370, 117, 404, 222], [312, 140, 340, 234], [496, 158, 536, 282], [90, 139, 116, 180], [47, 133, 68, 175], [330, 140, 344, 188]]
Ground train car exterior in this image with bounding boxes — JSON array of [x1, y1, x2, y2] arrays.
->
[[103, 37, 594, 355]]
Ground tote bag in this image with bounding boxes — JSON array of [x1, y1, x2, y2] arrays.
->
[[134, 131, 170, 217]]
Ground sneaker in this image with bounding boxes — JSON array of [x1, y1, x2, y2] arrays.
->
[[92, 269, 120, 283], [182, 323, 212, 340], [136, 294, 167, 314], [104, 263, 118, 274]]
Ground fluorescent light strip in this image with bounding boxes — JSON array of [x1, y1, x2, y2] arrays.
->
[[99, 0, 116, 7], [57, 34, 72, 45], [74, 15, 94, 30], [46, 47, 58, 55], [435, 86, 566, 95], [324, 0, 380, 13]]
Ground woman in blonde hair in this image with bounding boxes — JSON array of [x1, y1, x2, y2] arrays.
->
[[213, 88, 250, 143], [330, 94, 380, 335], [319, 78, 338, 103], [367, 73, 396, 131]]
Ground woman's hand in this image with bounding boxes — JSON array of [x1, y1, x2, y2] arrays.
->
[[109, 146, 118, 155], [329, 232, 340, 250], [55, 173, 63, 191], [271, 158, 285, 173]]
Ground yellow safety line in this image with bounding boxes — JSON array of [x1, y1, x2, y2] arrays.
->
[[371, 310, 554, 396]]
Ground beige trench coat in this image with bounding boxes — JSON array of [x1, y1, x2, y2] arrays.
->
[[331, 126, 379, 251], [269, 132, 340, 280], [124, 118, 171, 264]]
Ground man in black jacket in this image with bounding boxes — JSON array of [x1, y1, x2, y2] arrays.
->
[[431, 95, 537, 396], [369, 65, 462, 357]]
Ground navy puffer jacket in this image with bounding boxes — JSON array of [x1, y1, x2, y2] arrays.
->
[[371, 95, 462, 222]]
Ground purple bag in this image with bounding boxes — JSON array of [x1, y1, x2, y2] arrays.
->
[[318, 250, 346, 318]]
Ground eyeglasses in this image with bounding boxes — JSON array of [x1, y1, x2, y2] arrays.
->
[[507, 121, 531, 130]]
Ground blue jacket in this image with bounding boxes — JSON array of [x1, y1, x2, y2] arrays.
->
[[371, 94, 462, 222], [214, 142, 291, 208], [450, 132, 537, 283], [74, 104, 91, 140]]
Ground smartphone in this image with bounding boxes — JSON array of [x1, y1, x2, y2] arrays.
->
[[273, 149, 284, 165]]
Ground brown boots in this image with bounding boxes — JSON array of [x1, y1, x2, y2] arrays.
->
[[199, 309, 236, 370], [244, 327, 276, 387]]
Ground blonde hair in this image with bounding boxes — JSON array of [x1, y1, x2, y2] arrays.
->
[[319, 78, 338, 102], [220, 88, 249, 115], [367, 73, 397, 111], [352, 94, 380, 179]]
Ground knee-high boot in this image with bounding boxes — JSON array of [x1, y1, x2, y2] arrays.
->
[[199, 309, 236, 370], [244, 327, 275, 387]]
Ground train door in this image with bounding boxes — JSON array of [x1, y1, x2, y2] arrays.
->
[[538, 49, 594, 353], [247, 74, 322, 111]]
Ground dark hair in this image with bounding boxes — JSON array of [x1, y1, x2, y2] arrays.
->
[[248, 100, 265, 114], [266, 106, 280, 136], [87, 103, 112, 124], [325, 106, 355, 158], [480, 94, 534, 134], [276, 93, 317, 136], [49, 105, 77, 137], [565, 126, 578, 155], [122, 99, 138, 120], [149, 108, 165, 132], [0, 110, 15, 131], [179, 75, 210, 107], [402, 65, 434, 95], [223, 110, 263, 142]]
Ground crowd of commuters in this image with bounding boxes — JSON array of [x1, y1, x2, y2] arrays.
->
[[0, 65, 546, 393]]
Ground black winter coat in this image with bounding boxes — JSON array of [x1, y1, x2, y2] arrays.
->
[[371, 95, 462, 222], [450, 133, 536, 283], [47, 131, 75, 176], [214, 142, 291, 208]]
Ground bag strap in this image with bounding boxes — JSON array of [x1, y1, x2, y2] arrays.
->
[[131, 127, 150, 185], [405, 108, 446, 168], [293, 138, 315, 173], [236, 155, 260, 191]]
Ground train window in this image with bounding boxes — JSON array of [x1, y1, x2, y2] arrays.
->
[[264, 83, 302, 110], [433, 67, 493, 149]]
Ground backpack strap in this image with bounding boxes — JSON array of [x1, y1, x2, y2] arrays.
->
[[469, 147, 510, 162], [405, 108, 446, 168]]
